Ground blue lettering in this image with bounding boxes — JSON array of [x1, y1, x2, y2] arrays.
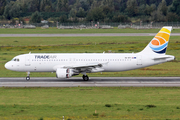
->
[[35, 55, 57, 59]]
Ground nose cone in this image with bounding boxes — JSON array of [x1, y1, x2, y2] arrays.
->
[[5, 62, 11, 70]]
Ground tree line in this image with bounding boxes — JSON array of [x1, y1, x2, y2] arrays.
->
[[0, 0, 180, 23]]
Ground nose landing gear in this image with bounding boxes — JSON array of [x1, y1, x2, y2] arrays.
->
[[26, 72, 30, 81], [26, 76, 30, 81]]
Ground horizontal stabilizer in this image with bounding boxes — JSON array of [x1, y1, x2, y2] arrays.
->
[[152, 55, 175, 61], [152, 56, 171, 60]]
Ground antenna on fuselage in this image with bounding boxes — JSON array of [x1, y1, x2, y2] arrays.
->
[[29, 51, 31, 54]]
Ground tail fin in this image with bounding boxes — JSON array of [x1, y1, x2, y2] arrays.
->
[[140, 26, 172, 55]]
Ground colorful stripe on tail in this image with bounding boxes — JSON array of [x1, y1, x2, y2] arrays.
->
[[149, 27, 171, 54]]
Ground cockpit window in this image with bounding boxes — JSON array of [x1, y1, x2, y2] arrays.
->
[[11, 58, 20, 62]]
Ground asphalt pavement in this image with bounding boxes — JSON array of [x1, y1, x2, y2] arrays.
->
[[1, 77, 180, 87]]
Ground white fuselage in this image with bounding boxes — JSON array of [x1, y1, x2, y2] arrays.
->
[[4, 26, 175, 80], [5, 53, 174, 73]]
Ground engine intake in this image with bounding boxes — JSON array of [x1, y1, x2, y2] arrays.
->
[[56, 68, 76, 78]]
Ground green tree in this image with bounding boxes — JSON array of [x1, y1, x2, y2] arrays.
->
[[148, 0, 162, 6], [90, 0, 101, 9], [112, 14, 129, 22], [59, 14, 68, 22], [86, 7, 104, 22], [169, 0, 180, 16], [87, 0, 93, 6], [151, 10, 166, 22], [21, 0, 28, 13], [79, 0, 89, 11], [144, 4, 151, 15], [11, 2, 21, 18], [166, 12, 179, 22], [158, 0, 168, 16], [40, 0, 52, 12], [56, 0, 62, 12], [126, 0, 138, 17], [118, 0, 127, 12], [3, 1, 21, 20], [76, 7, 86, 18], [138, 4, 146, 15], [102, 0, 114, 10], [29, 11, 41, 23], [0, 0, 6, 15], [101, 5, 113, 20], [150, 4, 157, 11], [34, 0, 41, 12], [144, 4, 156, 16], [56, 0, 69, 12], [137, 0, 146, 6], [25, 0, 41, 12], [69, 8, 77, 18], [102, 5, 113, 15], [150, 0, 167, 22], [3, 2, 11, 19]]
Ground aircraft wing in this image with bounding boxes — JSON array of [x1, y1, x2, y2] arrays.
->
[[54, 62, 108, 73], [65, 63, 103, 69]]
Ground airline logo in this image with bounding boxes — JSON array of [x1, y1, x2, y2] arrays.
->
[[149, 27, 171, 54], [35, 55, 57, 59]]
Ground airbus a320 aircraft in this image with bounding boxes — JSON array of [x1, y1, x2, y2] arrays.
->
[[5, 26, 175, 81]]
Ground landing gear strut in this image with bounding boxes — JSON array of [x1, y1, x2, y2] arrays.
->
[[26, 72, 30, 81], [82, 75, 89, 81]]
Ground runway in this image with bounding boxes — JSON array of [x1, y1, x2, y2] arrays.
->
[[1, 77, 180, 87], [0, 33, 154, 37], [0, 33, 180, 37]]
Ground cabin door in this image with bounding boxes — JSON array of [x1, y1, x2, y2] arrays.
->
[[25, 55, 31, 66], [137, 55, 142, 65]]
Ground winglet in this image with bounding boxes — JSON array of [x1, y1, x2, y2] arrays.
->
[[140, 26, 172, 55]]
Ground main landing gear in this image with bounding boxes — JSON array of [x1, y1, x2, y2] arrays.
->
[[82, 75, 89, 81], [26, 72, 30, 81]]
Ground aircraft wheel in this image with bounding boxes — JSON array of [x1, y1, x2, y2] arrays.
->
[[82, 75, 89, 81], [26, 76, 30, 81]]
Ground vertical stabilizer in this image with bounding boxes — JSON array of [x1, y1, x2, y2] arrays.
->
[[140, 26, 172, 55]]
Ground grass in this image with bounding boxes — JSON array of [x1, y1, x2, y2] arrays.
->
[[0, 87, 180, 119], [0, 36, 180, 77], [1, 27, 180, 34]]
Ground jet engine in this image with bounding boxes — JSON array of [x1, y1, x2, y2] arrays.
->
[[56, 68, 78, 78]]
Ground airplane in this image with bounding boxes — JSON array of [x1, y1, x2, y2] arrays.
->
[[5, 26, 175, 81]]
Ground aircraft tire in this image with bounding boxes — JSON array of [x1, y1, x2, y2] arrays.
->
[[26, 76, 30, 81], [83, 75, 89, 81]]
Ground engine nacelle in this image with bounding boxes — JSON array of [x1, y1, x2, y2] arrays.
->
[[56, 68, 74, 79]]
